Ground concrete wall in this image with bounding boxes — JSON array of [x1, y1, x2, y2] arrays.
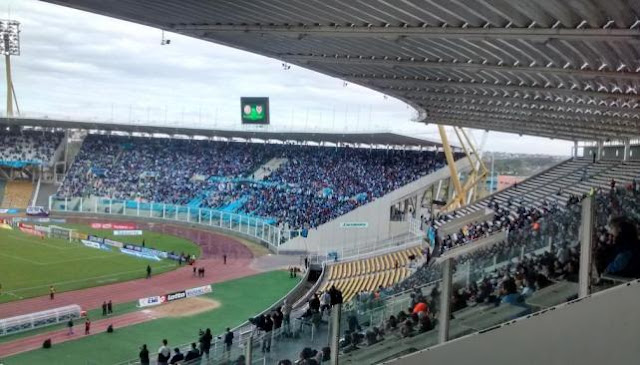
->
[[279, 158, 470, 253], [391, 280, 640, 365]]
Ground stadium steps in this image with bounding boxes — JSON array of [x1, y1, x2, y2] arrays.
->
[[219, 195, 249, 213], [35, 183, 58, 207], [0, 180, 34, 209], [251, 157, 288, 180], [187, 197, 204, 208]]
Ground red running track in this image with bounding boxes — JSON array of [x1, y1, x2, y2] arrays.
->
[[0, 311, 157, 357], [0, 219, 257, 319]]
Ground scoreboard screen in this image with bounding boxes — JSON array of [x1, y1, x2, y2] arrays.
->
[[241, 97, 270, 125]]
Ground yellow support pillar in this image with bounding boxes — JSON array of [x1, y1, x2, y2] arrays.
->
[[438, 125, 464, 209]]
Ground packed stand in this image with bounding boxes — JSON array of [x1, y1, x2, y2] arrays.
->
[[59, 135, 452, 230], [236, 146, 447, 229], [0, 129, 63, 166], [58, 135, 267, 204]]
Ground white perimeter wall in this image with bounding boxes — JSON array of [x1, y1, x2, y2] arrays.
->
[[279, 158, 470, 253], [391, 280, 640, 365]]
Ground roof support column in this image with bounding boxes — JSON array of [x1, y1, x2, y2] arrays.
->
[[438, 257, 453, 344], [579, 195, 595, 298], [597, 141, 603, 161], [573, 141, 578, 158], [624, 139, 631, 162]]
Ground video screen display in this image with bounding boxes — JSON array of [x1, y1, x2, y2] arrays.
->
[[241, 97, 269, 125]]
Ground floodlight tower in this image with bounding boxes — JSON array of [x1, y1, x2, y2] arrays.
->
[[0, 20, 20, 117]]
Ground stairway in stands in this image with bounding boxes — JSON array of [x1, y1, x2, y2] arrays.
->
[[251, 157, 288, 180]]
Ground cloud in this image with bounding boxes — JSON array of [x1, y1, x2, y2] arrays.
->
[[3, 0, 571, 155]]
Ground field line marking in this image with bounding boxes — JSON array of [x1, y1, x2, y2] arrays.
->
[[44, 254, 116, 265], [0, 252, 43, 265], [5, 264, 175, 294], [4, 233, 73, 250]]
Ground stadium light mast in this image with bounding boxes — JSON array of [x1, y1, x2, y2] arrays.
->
[[0, 20, 20, 117]]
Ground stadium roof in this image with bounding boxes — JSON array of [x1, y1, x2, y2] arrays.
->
[[0, 117, 445, 148], [43, 0, 640, 141]]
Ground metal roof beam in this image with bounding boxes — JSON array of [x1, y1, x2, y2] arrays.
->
[[174, 24, 640, 42], [428, 109, 633, 136], [423, 100, 640, 126], [424, 115, 618, 140], [359, 77, 640, 101], [286, 55, 640, 81], [401, 92, 640, 112]]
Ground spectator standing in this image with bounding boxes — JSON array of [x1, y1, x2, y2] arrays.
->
[[282, 299, 292, 334], [139, 344, 150, 365], [199, 328, 212, 359], [224, 327, 234, 352], [157, 339, 171, 365], [262, 315, 273, 353], [67, 318, 74, 335]]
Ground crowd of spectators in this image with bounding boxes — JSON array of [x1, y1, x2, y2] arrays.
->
[[0, 130, 62, 165], [58, 135, 451, 230], [395, 185, 640, 308], [235, 146, 446, 229], [58, 135, 268, 204], [435, 198, 561, 253]]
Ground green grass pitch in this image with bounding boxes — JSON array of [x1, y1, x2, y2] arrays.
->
[[5, 271, 299, 365], [0, 225, 200, 303]]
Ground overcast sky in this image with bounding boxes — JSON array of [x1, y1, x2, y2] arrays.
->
[[3, 0, 572, 155]]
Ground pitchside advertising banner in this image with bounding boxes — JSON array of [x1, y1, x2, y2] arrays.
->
[[90, 222, 137, 230], [138, 285, 212, 308], [18, 223, 44, 237], [113, 230, 143, 236], [88, 235, 124, 249], [120, 247, 161, 261], [50, 226, 71, 240], [81, 239, 111, 251], [12, 217, 66, 224], [86, 236, 178, 261]]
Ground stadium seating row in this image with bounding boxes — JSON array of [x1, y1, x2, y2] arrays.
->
[[0, 181, 34, 209], [0, 130, 62, 166], [321, 247, 422, 302], [433, 159, 640, 252]]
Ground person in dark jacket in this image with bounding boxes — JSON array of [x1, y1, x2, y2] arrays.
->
[[224, 327, 234, 352], [139, 344, 150, 365], [184, 343, 200, 362], [262, 316, 273, 353], [308, 294, 320, 313], [169, 348, 184, 364], [199, 328, 212, 359], [603, 217, 640, 278]]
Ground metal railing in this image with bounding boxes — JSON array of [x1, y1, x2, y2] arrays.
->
[[49, 195, 289, 252]]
